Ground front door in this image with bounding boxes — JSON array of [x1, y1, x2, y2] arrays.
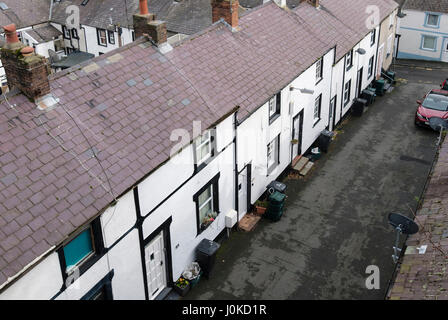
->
[[292, 110, 304, 159], [377, 44, 384, 79], [442, 38, 448, 63], [238, 164, 251, 218], [145, 232, 167, 300]]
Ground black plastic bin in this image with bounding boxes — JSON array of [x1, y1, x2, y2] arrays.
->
[[196, 239, 220, 279], [352, 98, 367, 117], [317, 130, 334, 153], [267, 180, 287, 194], [361, 89, 376, 105]]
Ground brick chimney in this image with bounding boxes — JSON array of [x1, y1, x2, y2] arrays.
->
[[1, 24, 51, 101], [133, 0, 167, 45], [211, 0, 239, 29]]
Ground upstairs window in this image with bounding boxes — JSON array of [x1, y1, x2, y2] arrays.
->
[[97, 28, 107, 46], [345, 50, 353, 71], [268, 92, 281, 123], [108, 30, 115, 45], [58, 219, 104, 284], [425, 13, 440, 27], [62, 26, 71, 39], [386, 35, 393, 57], [316, 57, 323, 83], [194, 129, 215, 170], [389, 14, 394, 28], [370, 29, 376, 46], [71, 28, 78, 39]]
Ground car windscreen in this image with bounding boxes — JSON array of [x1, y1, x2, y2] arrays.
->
[[422, 93, 448, 111]]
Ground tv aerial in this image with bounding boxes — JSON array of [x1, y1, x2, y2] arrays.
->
[[388, 212, 419, 263], [429, 117, 448, 146]]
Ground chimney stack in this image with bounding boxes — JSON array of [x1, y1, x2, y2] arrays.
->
[[211, 0, 239, 29], [133, 0, 167, 46], [1, 24, 51, 101]]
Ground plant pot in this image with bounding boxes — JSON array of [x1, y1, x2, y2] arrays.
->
[[173, 283, 191, 297], [255, 206, 267, 215], [189, 271, 202, 288]]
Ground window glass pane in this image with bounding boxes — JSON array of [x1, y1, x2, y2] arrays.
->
[[199, 201, 213, 222], [427, 14, 439, 26], [63, 228, 93, 270], [200, 142, 210, 160], [198, 186, 212, 207], [423, 36, 436, 50]]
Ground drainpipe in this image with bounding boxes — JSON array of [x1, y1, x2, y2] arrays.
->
[[374, 23, 382, 80], [233, 111, 239, 223], [49, 0, 54, 21]]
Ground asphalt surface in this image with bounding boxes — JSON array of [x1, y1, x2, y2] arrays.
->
[[186, 63, 441, 300]]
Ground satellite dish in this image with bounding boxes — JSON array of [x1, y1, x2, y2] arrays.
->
[[429, 117, 448, 132], [388, 212, 419, 263], [388, 212, 419, 235]]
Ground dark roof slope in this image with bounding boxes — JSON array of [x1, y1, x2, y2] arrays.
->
[[402, 0, 448, 13], [0, 0, 50, 29], [25, 24, 61, 43]]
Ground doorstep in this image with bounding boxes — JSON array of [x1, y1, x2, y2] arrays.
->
[[238, 213, 262, 232]]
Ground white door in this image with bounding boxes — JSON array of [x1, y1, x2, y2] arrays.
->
[[145, 232, 167, 300], [442, 38, 448, 63], [292, 115, 300, 157], [377, 44, 384, 78], [238, 167, 248, 216]]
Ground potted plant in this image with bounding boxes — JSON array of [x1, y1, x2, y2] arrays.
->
[[173, 277, 190, 297], [254, 200, 268, 215], [291, 139, 299, 144], [200, 212, 217, 231]]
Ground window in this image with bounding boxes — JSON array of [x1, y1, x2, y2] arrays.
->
[[268, 92, 281, 122], [314, 94, 322, 125], [345, 50, 353, 71], [368, 56, 374, 79], [62, 26, 71, 39], [316, 57, 323, 83], [71, 28, 78, 39], [81, 0, 90, 5], [425, 13, 440, 27], [389, 14, 394, 28], [422, 35, 437, 51], [267, 135, 280, 174], [344, 80, 351, 106], [195, 130, 215, 168], [108, 30, 115, 44], [370, 29, 376, 46], [58, 219, 104, 283], [132, 31, 135, 41], [97, 28, 107, 46], [194, 174, 220, 235], [81, 271, 114, 300]]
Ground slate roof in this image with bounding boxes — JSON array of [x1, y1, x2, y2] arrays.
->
[[51, 0, 214, 35], [0, 0, 399, 288], [0, 0, 50, 29], [25, 24, 61, 43], [402, 0, 448, 13], [388, 138, 448, 300]]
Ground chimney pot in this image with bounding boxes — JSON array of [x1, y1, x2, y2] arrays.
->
[[21, 46, 34, 57], [3, 24, 19, 44], [139, 0, 149, 15]]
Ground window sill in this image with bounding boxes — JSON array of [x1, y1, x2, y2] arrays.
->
[[312, 118, 321, 128], [346, 65, 353, 72], [269, 113, 281, 125], [315, 77, 323, 86]]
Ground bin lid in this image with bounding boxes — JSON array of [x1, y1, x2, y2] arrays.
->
[[320, 129, 334, 137], [196, 239, 220, 255], [267, 180, 287, 192], [269, 191, 286, 203]]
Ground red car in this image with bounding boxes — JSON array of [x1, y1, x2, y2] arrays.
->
[[415, 89, 448, 127]]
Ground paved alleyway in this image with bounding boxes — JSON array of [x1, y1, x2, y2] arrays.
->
[[186, 65, 441, 300]]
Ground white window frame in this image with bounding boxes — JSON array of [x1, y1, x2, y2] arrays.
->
[[368, 56, 374, 78], [198, 184, 214, 223], [97, 28, 107, 47], [344, 80, 351, 106], [386, 35, 393, 56], [370, 29, 376, 46], [314, 94, 321, 124], [426, 14, 439, 27], [422, 35, 437, 51], [269, 97, 277, 118], [345, 50, 353, 71], [316, 57, 323, 83], [195, 130, 212, 166], [267, 135, 279, 172]]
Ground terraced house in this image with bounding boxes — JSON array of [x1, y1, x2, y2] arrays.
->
[[0, 0, 398, 300]]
